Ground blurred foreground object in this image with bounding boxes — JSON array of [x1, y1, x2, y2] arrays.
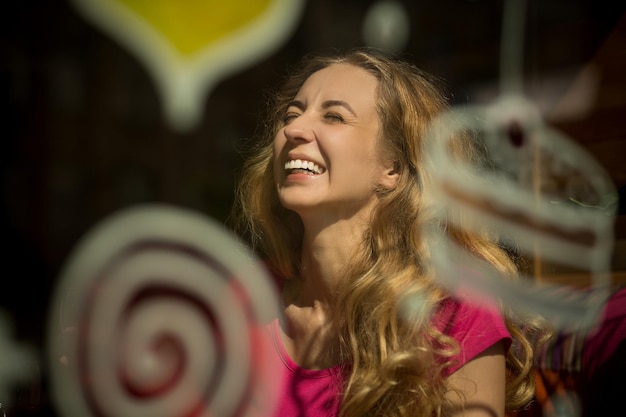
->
[[68, 0, 306, 132], [48, 204, 283, 417]]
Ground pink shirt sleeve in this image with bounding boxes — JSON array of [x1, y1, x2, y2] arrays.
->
[[434, 297, 511, 376]]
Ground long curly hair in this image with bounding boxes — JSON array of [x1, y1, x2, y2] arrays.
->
[[230, 47, 551, 417]]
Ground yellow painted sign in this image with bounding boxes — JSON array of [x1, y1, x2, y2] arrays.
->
[[70, 0, 306, 131]]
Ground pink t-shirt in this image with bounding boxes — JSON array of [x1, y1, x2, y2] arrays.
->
[[269, 297, 511, 417]]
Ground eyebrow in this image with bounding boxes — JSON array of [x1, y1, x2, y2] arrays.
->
[[322, 100, 356, 116], [287, 99, 357, 116]]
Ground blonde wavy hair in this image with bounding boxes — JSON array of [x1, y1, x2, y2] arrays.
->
[[230, 48, 551, 417]]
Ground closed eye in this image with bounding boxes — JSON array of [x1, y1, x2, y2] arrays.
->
[[324, 113, 344, 123], [282, 112, 300, 125]]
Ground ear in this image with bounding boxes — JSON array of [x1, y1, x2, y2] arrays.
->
[[379, 162, 400, 190]]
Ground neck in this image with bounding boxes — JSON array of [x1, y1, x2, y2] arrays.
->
[[278, 211, 370, 369], [280, 227, 357, 369], [299, 216, 368, 304]]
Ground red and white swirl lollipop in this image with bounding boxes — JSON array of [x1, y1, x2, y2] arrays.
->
[[48, 204, 283, 417]]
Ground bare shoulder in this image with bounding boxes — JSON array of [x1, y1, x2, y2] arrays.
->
[[445, 341, 507, 417]]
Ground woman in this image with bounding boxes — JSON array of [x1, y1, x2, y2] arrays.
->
[[230, 48, 550, 417]]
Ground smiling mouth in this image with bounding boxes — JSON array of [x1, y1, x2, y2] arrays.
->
[[284, 159, 325, 175]]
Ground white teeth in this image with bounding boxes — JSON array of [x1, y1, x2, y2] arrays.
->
[[284, 159, 324, 174]]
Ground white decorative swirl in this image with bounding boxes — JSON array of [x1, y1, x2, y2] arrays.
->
[[48, 204, 282, 417], [415, 0, 618, 335], [422, 94, 616, 332]]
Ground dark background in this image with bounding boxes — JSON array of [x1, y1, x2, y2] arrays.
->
[[1, 0, 625, 415]]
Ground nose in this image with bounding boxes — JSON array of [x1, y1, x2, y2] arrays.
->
[[283, 115, 315, 143]]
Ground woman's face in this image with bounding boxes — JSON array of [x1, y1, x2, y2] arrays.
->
[[273, 63, 397, 220]]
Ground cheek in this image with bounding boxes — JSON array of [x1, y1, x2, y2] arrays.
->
[[341, 142, 378, 170]]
